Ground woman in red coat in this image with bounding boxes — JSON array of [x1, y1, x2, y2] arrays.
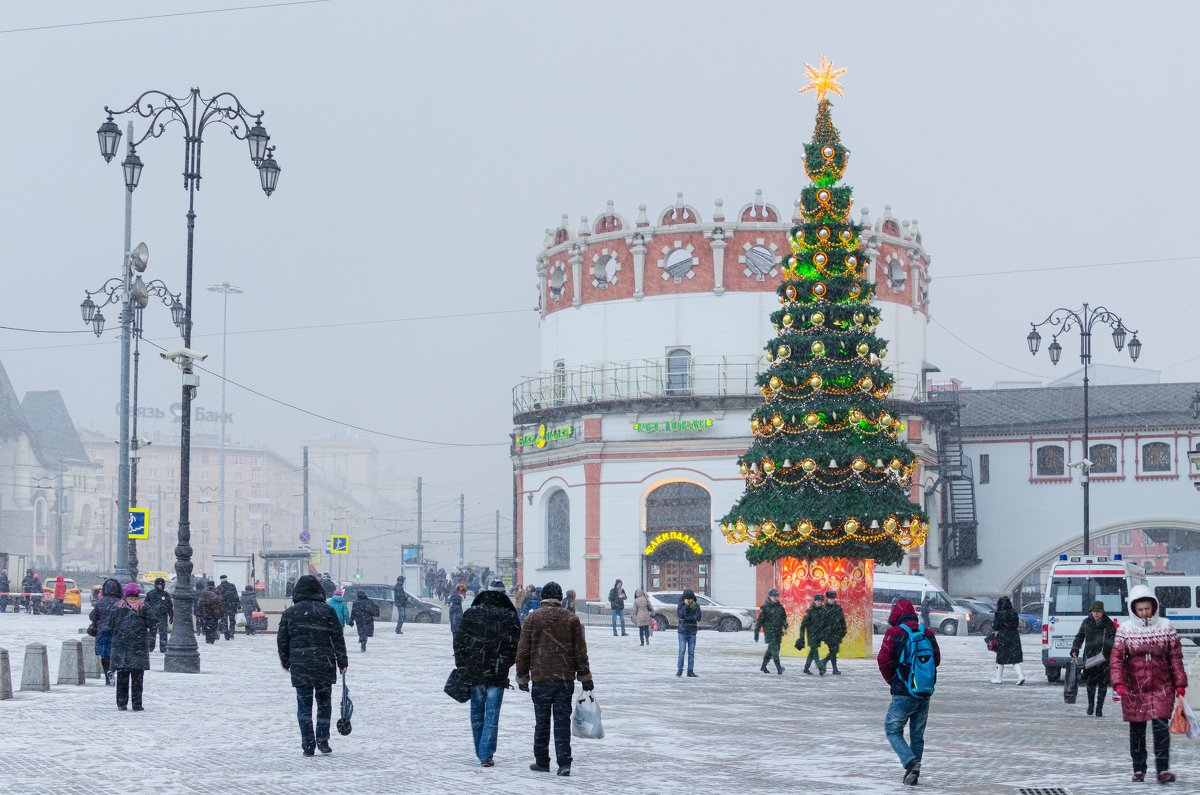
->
[[52, 575, 67, 615], [1110, 584, 1188, 783]]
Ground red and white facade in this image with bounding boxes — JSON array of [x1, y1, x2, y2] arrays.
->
[[512, 193, 938, 606]]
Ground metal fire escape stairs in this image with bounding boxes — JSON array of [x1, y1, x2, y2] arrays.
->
[[927, 386, 981, 567]]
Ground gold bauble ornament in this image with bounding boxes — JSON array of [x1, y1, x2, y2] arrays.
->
[[856, 342, 869, 356], [798, 520, 814, 537], [879, 348, 888, 359], [811, 340, 825, 356], [859, 375, 873, 392], [771, 413, 784, 429], [735, 520, 747, 533], [762, 459, 776, 474], [889, 458, 904, 471], [777, 345, 791, 359], [884, 516, 899, 533], [804, 413, 820, 429], [810, 311, 825, 326], [852, 311, 865, 325], [760, 385, 772, 398], [769, 375, 783, 391], [844, 518, 860, 536], [847, 408, 864, 424], [851, 458, 868, 473], [782, 313, 794, 328], [750, 417, 760, 431], [765, 350, 774, 362], [809, 373, 823, 389], [761, 521, 777, 539], [801, 458, 817, 473], [879, 413, 893, 428]]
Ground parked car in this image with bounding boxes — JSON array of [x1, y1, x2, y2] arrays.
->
[[42, 578, 81, 613], [952, 598, 995, 634], [1016, 601, 1043, 634], [343, 583, 442, 624], [956, 597, 1041, 634], [645, 591, 756, 632]]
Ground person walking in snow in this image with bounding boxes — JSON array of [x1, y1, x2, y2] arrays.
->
[[455, 579, 522, 767], [1110, 584, 1188, 783], [51, 574, 67, 615], [799, 592, 829, 675], [990, 596, 1025, 684], [240, 585, 261, 636], [516, 581, 593, 777], [823, 590, 847, 675], [196, 583, 225, 644], [88, 578, 123, 684], [21, 569, 37, 613], [217, 575, 241, 640], [393, 575, 409, 634], [633, 587, 653, 645], [1071, 599, 1116, 717], [676, 588, 702, 677], [877, 597, 941, 786], [448, 584, 466, 636], [327, 588, 350, 628], [106, 582, 157, 711], [348, 590, 379, 652], [143, 577, 174, 651], [754, 588, 788, 674], [277, 574, 349, 757]]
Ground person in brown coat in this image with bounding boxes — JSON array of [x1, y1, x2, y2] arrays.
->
[[632, 588, 653, 645], [515, 581, 593, 777], [1110, 584, 1188, 783]]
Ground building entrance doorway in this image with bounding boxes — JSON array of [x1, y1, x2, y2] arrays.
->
[[643, 482, 711, 595]]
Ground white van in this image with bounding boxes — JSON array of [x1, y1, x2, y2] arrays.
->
[[1147, 574, 1200, 646], [1042, 554, 1147, 682], [872, 572, 970, 636]]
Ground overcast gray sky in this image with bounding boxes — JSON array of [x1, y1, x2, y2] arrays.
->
[[1, 1, 1197, 564]]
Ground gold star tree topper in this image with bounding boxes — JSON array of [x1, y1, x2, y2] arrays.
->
[[799, 54, 848, 102]]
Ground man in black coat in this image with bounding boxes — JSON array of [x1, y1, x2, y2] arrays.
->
[[277, 574, 348, 757], [143, 578, 174, 652], [454, 579, 522, 767], [393, 575, 409, 634], [799, 593, 829, 675], [823, 590, 848, 675], [21, 570, 37, 613], [319, 572, 337, 598], [349, 590, 380, 652], [216, 575, 241, 640]]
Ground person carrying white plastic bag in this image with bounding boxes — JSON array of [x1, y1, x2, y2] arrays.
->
[[572, 691, 604, 739]]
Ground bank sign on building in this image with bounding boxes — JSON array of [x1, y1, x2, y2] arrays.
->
[[511, 193, 936, 606]]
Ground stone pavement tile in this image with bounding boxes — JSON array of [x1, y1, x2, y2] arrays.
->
[[0, 611, 1197, 794]]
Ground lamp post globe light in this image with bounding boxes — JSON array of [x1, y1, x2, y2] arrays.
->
[[1027, 303, 1142, 554], [97, 88, 280, 674]]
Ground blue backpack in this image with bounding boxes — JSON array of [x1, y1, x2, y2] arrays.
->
[[898, 624, 937, 698]]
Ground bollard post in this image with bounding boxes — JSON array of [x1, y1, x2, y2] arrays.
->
[[81, 636, 101, 679], [0, 648, 12, 700], [57, 640, 85, 686], [20, 643, 49, 692]]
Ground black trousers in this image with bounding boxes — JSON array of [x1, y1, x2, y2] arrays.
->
[[221, 609, 238, 638], [805, 642, 826, 672], [639, 626, 651, 644], [295, 684, 333, 751], [201, 617, 220, 643], [1129, 718, 1171, 774], [116, 669, 144, 709], [531, 680, 574, 768], [824, 641, 841, 666], [148, 616, 170, 651]]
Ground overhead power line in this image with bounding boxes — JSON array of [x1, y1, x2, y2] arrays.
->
[[0, 0, 334, 35]]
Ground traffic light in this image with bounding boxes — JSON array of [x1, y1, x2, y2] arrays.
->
[[354, 570, 362, 581]]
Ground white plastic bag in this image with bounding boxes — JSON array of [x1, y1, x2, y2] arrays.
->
[[572, 692, 604, 739], [1183, 698, 1200, 740]]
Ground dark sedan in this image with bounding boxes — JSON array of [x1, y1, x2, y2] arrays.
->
[[343, 583, 443, 624]]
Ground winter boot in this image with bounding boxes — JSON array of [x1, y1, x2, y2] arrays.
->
[[360, 641, 366, 652], [1086, 685, 1096, 716], [803, 666, 813, 675], [990, 664, 1004, 684], [760, 661, 770, 674], [1095, 686, 1106, 717], [1014, 664, 1026, 685], [829, 658, 841, 675], [676, 669, 683, 677], [775, 661, 785, 675]]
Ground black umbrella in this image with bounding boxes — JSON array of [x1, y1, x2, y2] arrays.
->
[[337, 674, 354, 735]]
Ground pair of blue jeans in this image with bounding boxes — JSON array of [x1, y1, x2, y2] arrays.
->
[[469, 684, 506, 762], [295, 684, 333, 752], [884, 694, 930, 768], [677, 632, 696, 673], [612, 611, 626, 634]]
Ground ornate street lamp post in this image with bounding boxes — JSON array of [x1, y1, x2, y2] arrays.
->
[[1027, 303, 1142, 554], [96, 88, 280, 673]]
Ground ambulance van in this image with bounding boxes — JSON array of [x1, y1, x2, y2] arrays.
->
[[1041, 554, 1146, 682]]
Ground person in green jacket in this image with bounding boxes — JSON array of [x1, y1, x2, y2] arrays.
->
[[326, 589, 350, 628], [754, 588, 789, 675], [798, 593, 829, 675], [823, 590, 848, 675]]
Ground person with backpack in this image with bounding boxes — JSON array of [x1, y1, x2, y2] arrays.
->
[[877, 597, 941, 787], [753, 588, 788, 674]]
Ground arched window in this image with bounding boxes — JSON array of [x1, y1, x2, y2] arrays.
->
[[546, 490, 570, 568], [1089, 443, 1118, 474], [1036, 445, 1065, 476], [1142, 442, 1171, 472], [552, 361, 566, 406], [665, 348, 692, 396]]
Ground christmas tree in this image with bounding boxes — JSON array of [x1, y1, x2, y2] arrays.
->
[[721, 57, 928, 567]]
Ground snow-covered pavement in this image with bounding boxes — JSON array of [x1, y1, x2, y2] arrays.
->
[[1, 611, 1197, 794]]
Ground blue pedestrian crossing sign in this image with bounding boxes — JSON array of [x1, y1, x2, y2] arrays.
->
[[128, 508, 149, 540], [328, 535, 350, 555]]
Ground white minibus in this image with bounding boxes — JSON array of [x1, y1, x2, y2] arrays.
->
[[1147, 574, 1200, 646], [871, 572, 970, 636]]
